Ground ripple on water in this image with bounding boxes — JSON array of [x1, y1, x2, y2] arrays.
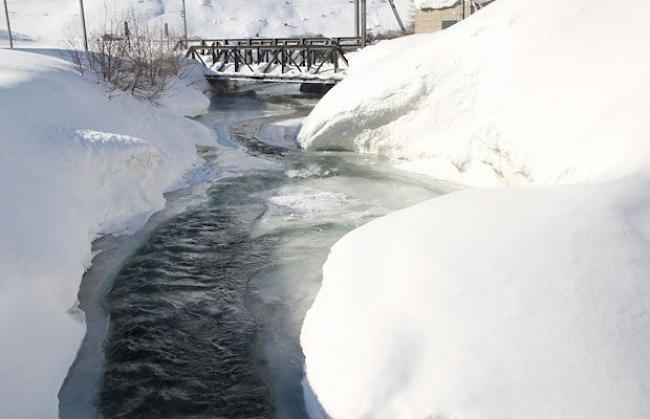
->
[[100, 175, 283, 419]]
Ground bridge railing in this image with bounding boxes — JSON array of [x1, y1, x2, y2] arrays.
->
[[176, 36, 364, 52], [179, 36, 364, 83]]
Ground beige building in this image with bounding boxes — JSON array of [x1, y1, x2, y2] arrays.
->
[[415, 0, 494, 33]]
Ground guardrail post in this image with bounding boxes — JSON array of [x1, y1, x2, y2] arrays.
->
[[281, 47, 286, 73]]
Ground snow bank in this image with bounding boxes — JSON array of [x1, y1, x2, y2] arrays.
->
[[0, 49, 214, 419], [299, 0, 650, 187], [302, 173, 650, 419], [300, 0, 650, 417], [160, 60, 212, 118]]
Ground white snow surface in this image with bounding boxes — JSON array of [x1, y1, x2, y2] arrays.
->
[[0, 49, 214, 419], [302, 175, 650, 419], [299, 0, 650, 187], [161, 60, 212, 117], [300, 0, 650, 417], [1, 0, 413, 44]]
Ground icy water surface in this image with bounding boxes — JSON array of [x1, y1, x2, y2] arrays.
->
[[60, 86, 451, 419]]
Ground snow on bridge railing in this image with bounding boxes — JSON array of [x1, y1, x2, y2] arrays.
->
[[176, 36, 364, 52]]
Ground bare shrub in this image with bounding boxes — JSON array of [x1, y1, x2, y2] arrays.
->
[[67, 12, 182, 103]]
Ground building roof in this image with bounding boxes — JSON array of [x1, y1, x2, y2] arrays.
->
[[415, 0, 492, 10]]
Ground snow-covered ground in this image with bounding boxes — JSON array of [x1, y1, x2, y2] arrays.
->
[[299, 0, 650, 187], [1, 0, 413, 46], [299, 0, 650, 417], [0, 48, 213, 419]]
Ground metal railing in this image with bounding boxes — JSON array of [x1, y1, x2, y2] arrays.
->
[[181, 36, 362, 83]]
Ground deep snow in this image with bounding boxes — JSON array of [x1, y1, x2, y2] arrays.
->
[[0, 48, 214, 419], [302, 174, 650, 418], [299, 0, 650, 417], [299, 0, 650, 187]]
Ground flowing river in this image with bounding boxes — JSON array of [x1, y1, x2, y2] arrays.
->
[[59, 85, 451, 419]]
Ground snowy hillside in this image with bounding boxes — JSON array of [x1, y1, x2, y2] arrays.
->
[[300, 0, 650, 417], [0, 49, 214, 419], [1, 0, 413, 44]]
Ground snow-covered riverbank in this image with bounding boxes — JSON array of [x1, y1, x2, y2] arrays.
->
[[0, 48, 214, 418], [299, 0, 650, 417]]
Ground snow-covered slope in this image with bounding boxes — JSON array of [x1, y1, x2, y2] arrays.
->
[[299, 0, 650, 187], [0, 49, 214, 419], [2, 0, 413, 44], [300, 0, 650, 417], [303, 173, 650, 419]]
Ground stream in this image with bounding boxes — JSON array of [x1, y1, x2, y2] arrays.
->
[[58, 84, 451, 419]]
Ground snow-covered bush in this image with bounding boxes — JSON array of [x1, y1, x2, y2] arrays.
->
[[68, 13, 181, 103]]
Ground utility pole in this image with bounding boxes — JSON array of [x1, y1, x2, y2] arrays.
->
[[181, 0, 188, 39], [3, 0, 13, 48], [354, 0, 359, 38], [387, 0, 406, 34], [78, 0, 88, 51], [359, 0, 366, 46]]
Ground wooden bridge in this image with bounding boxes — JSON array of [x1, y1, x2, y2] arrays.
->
[[179, 37, 364, 84]]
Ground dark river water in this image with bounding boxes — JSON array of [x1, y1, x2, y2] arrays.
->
[[59, 86, 450, 419]]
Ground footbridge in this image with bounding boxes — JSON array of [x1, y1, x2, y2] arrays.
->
[[179, 37, 364, 84]]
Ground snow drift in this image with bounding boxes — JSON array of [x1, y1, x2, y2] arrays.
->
[[299, 0, 650, 187], [0, 49, 214, 419], [302, 173, 650, 419], [300, 0, 650, 417]]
